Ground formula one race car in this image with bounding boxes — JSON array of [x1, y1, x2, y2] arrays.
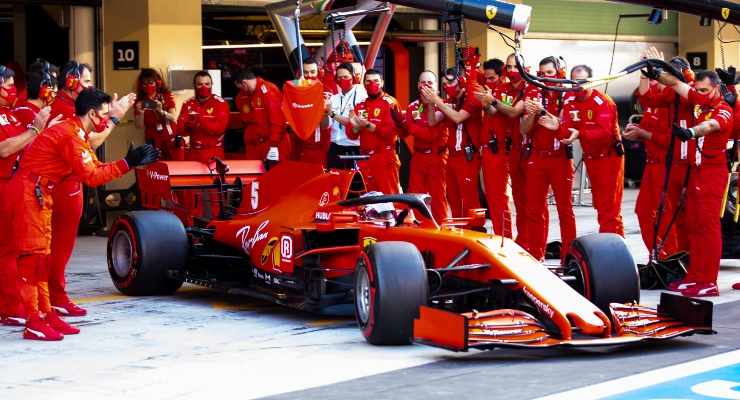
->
[[106, 157, 714, 351]]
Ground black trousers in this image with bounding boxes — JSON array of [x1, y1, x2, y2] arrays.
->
[[327, 142, 360, 170]]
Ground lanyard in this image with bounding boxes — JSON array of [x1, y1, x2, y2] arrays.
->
[[339, 88, 357, 116]]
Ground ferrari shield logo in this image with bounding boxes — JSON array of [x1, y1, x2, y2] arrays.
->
[[363, 237, 377, 247], [722, 7, 730, 20], [257, 98, 262, 106], [587, 110, 593, 120], [243, 104, 250, 113], [486, 5, 498, 20], [206, 107, 213, 114], [374, 108, 380, 117]]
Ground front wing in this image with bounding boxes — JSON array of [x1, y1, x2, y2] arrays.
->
[[412, 293, 715, 351]]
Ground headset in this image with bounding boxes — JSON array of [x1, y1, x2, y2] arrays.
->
[[537, 56, 566, 79], [65, 61, 81, 91], [336, 62, 361, 84], [0, 65, 6, 84], [444, 67, 466, 86], [39, 72, 53, 100], [671, 57, 695, 83]]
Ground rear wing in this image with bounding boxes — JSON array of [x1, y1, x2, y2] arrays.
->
[[136, 160, 265, 225]]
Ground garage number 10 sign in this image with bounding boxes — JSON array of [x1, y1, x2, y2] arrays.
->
[[113, 41, 139, 70]]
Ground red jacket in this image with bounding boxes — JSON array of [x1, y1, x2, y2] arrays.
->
[[48, 90, 76, 124], [346, 92, 402, 150], [177, 94, 230, 149], [560, 89, 620, 154], [687, 89, 733, 166], [523, 86, 568, 151], [12, 100, 40, 129], [18, 116, 128, 186], [444, 89, 483, 149], [134, 91, 178, 141], [234, 77, 285, 146], [0, 107, 26, 179], [404, 99, 447, 148], [482, 81, 526, 146]]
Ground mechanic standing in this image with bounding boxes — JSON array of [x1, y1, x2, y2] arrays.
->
[[46, 61, 117, 318], [0, 67, 52, 327], [622, 84, 679, 259], [647, 67, 733, 297], [475, 54, 529, 244], [346, 68, 403, 194], [323, 62, 367, 170], [520, 57, 577, 263], [13, 71, 56, 128], [404, 70, 449, 223], [178, 70, 230, 220], [8, 88, 160, 340], [133, 68, 182, 161], [425, 64, 483, 221], [298, 57, 332, 168], [541, 65, 625, 237], [234, 67, 290, 161]]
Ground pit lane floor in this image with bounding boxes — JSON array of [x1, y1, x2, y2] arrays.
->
[[1, 187, 739, 400]]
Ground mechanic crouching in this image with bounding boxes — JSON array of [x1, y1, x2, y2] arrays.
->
[[7, 88, 160, 340]]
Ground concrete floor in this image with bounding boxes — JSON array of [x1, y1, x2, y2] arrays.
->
[[1, 186, 739, 399]]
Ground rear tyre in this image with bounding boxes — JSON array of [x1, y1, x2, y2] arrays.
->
[[107, 211, 187, 295], [564, 233, 639, 317], [354, 242, 428, 345]]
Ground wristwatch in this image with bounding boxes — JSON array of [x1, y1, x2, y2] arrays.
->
[[330, 112, 337, 118], [110, 116, 120, 125], [365, 122, 371, 129], [539, 109, 547, 117]]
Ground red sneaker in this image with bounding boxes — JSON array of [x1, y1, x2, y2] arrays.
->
[[733, 282, 740, 290], [1, 313, 27, 326], [45, 310, 80, 335], [23, 313, 64, 341], [667, 279, 697, 292], [52, 301, 87, 317], [681, 281, 720, 297]]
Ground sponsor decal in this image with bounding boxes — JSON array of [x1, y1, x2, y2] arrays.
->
[[319, 191, 329, 206], [374, 108, 380, 117], [242, 104, 250, 113], [315, 211, 330, 221], [206, 107, 213, 114], [236, 220, 269, 256], [81, 150, 92, 163], [723, 7, 730, 20], [148, 170, 168, 181], [522, 286, 555, 319], [280, 235, 293, 263], [363, 237, 377, 247], [587, 110, 593, 120], [261, 237, 278, 264], [332, 186, 340, 196], [257, 98, 262, 106], [292, 102, 312, 109], [486, 5, 498, 19], [569, 110, 581, 122]]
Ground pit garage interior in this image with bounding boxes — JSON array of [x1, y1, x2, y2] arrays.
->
[[2, 0, 740, 399]]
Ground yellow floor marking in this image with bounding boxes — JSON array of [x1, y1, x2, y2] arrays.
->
[[211, 301, 276, 310], [307, 318, 354, 326]]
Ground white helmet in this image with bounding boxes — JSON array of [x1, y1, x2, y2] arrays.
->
[[361, 191, 396, 226]]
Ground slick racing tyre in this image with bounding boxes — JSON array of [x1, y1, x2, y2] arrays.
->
[[107, 211, 187, 295], [354, 242, 428, 345], [564, 233, 639, 318]]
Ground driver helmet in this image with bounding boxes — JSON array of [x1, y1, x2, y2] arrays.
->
[[361, 191, 396, 226]]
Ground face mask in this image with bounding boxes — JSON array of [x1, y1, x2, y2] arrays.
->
[[507, 71, 522, 82], [695, 90, 715, 108], [337, 77, 353, 91], [143, 85, 157, 96], [196, 85, 212, 98], [364, 81, 381, 96], [0, 85, 17, 106], [485, 80, 498, 92], [306, 76, 319, 81], [573, 86, 588, 97], [92, 110, 108, 133], [542, 74, 558, 87], [443, 83, 459, 98]]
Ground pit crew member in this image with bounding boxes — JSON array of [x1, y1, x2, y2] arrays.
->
[[234, 67, 291, 161], [299, 57, 332, 168], [0, 67, 52, 327], [178, 70, 230, 219], [520, 57, 577, 263], [541, 65, 625, 237], [322, 62, 367, 170], [8, 88, 159, 340], [346, 69, 403, 194], [647, 67, 733, 297], [134, 68, 182, 161]]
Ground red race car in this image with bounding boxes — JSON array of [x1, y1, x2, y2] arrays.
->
[[107, 157, 714, 351]]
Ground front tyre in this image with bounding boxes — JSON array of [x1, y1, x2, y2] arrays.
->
[[564, 233, 640, 317], [107, 211, 187, 295], [354, 242, 428, 345]]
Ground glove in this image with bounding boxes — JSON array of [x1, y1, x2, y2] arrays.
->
[[266, 147, 279, 161], [390, 107, 405, 128], [672, 123, 695, 142], [124, 142, 161, 168], [716, 66, 737, 86], [641, 64, 661, 80], [721, 83, 738, 108], [185, 117, 199, 131]]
